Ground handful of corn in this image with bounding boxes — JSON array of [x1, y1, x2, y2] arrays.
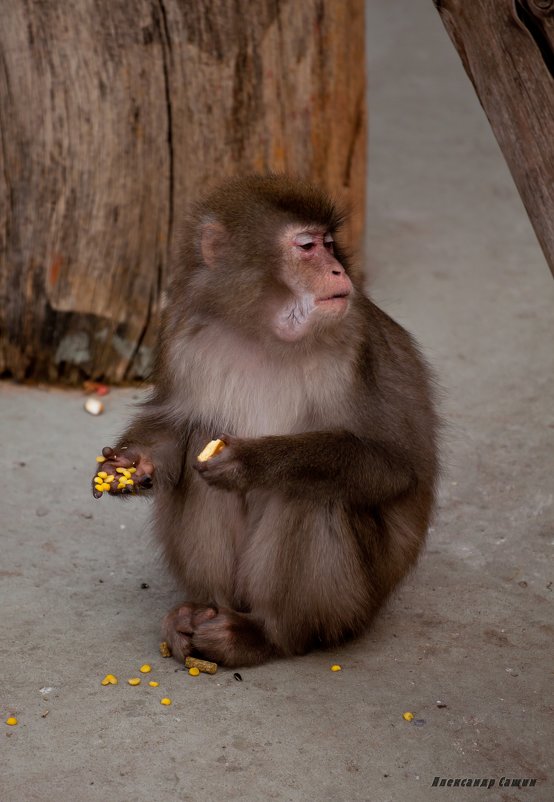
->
[[94, 456, 137, 495]]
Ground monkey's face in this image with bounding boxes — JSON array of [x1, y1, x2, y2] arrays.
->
[[270, 225, 353, 342]]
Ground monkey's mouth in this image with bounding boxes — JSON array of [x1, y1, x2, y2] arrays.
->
[[316, 292, 350, 304]]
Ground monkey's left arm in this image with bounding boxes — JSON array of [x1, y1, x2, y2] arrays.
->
[[194, 430, 424, 505]]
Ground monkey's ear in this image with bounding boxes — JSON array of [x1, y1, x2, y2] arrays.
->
[[199, 221, 227, 268]]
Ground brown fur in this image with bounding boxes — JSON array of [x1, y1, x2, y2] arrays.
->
[[95, 175, 440, 667]]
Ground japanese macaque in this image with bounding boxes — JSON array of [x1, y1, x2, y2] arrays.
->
[[93, 175, 439, 667]]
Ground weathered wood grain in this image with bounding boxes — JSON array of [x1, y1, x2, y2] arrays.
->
[[0, 0, 366, 383], [434, 0, 554, 278]]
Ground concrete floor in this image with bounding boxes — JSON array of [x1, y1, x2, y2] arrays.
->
[[2, 1, 553, 800]]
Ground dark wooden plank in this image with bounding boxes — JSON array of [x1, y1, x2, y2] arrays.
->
[[434, 0, 554, 277]]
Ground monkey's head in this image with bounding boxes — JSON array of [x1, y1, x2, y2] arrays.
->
[[182, 175, 356, 345]]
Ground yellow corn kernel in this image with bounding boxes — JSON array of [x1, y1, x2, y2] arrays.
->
[[139, 664, 152, 674], [100, 483, 111, 492], [6, 716, 18, 726], [127, 678, 141, 686], [148, 681, 159, 687], [129, 467, 137, 474], [122, 469, 131, 478], [330, 664, 342, 672], [104, 475, 115, 483], [402, 712, 414, 721], [101, 674, 118, 685], [160, 697, 172, 705], [96, 456, 106, 463], [116, 467, 126, 474], [188, 667, 200, 677], [159, 641, 171, 658], [117, 483, 125, 491], [197, 439, 225, 462], [97, 471, 108, 479]]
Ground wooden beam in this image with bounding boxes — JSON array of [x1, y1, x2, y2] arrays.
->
[[434, 0, 554, 277]]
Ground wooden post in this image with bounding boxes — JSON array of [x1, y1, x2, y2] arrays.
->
[[0, 0, 366, 383], [434, 0, 554, 278]]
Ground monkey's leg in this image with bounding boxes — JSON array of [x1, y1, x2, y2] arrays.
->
[[162, 603, 277, 667]]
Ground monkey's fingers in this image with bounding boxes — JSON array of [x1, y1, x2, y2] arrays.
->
[[216, 433, 240, 447], [100, 445, 138, 469]]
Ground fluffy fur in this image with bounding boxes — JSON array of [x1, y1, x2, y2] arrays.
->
[[95, 175, 440, 667]]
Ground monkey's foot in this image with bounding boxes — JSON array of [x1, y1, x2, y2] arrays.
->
[[163, 603, 276, 667], [91, 445, 154, 498], [161, 603, 218, 662]]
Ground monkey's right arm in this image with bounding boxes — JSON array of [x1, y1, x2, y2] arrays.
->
[[91, 410, 182, 499]]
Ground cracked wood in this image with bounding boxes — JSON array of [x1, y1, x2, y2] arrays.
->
[[0, 0, 366, 383]]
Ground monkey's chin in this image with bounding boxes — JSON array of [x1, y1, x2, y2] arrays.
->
[[272, 303, 350, 342]]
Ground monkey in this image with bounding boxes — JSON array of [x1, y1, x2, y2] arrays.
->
[[92, 174, 439, 667]]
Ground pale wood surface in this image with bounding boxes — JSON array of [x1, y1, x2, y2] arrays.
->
[[434, 0, 554, 277], [0, 0, 366, 383]]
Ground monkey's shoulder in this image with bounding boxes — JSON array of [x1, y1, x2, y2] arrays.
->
[[357, 297, 427, 368]]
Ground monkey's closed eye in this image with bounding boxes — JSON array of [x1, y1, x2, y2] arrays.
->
[[300, 242, 315, 251]]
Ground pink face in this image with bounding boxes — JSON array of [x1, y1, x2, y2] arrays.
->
[[272, 225, 354, 341]]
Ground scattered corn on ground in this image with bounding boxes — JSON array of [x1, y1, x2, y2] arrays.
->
[[95, 651, 220, 711], [402, 711, 414, 721]]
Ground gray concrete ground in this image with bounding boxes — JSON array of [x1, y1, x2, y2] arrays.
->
[[2, 2, 553, 800]]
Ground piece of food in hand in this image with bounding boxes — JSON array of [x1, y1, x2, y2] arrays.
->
[[185, 656, 218, 675], [197, 438, 226, 462]]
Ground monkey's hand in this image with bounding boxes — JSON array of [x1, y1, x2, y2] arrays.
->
[[91, 445, 155, 499], [193, 434, 250, 493]]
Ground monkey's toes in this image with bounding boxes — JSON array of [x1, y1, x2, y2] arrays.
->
[[162, 603, 218, 661]]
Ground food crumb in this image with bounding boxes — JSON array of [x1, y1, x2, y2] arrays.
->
[[185, 656, 218, 674], [159, 641, 172, 658]]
